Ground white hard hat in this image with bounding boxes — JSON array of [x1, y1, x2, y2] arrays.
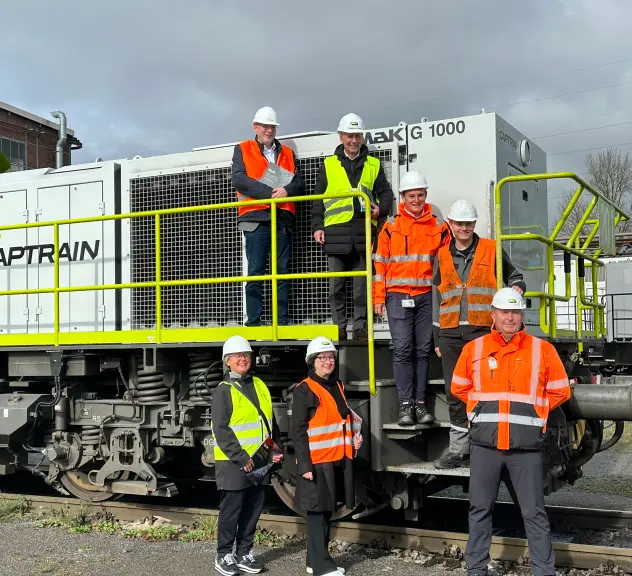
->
[[447, 199, 478, 221], [491, 288, 526, 310], [306, 336, 337, 363], [222, 335, 253, 360], [399, 170, 428, 193], [252, 106, 279, 126], [337, 113, 365, 134]]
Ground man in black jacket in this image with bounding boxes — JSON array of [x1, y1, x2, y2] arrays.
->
[[312, 113, 394, 341], [232, 106, 305, 326]]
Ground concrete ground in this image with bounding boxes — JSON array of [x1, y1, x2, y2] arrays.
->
[[0, 521, 464, 576]]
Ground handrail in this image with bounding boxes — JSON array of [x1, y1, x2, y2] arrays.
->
[[495, 172, 630, 341], [0, 190, 377, 395]]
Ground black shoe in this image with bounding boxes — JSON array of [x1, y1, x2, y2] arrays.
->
[[398, 402, 415, 426], [434, 452, 470, 469], [237, 552, 263, 574], [338, 327, 348, 341], [352, 328, 368, 341], [415, 402, 435, 425], [215, 554, 240, 576]]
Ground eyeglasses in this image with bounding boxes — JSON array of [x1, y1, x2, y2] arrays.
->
[[316, 355, 336, 363], [230, 353, 251, 360]]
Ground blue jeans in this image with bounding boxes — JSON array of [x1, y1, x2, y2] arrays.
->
[[243, 222, 292, 326], [386, 291, 433, 403]]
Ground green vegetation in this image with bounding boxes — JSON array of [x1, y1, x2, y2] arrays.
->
[[0, 496, 30, 522], [4, 499, 294, 547]]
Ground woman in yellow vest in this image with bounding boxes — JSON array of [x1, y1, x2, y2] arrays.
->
[[292, 337, 363, 576], [211, 335, 284, 576]]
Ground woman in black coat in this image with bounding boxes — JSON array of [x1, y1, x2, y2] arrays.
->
[[292, 336, 363, 576]]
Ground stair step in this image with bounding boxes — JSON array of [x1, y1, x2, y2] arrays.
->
[[386, 461, 471, 477], [382, 421, 451, 431], [382, 420, 450, 440]]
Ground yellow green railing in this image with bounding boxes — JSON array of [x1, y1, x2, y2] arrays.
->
[[495, 172, 629, 341], [0, 191, 377, 394]]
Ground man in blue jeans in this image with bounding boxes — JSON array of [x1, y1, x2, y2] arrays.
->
[[231, 106, 305, 326]]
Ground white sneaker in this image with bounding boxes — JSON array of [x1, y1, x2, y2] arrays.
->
[[307, 568, 345, 575], [321, 571, 345, 576]]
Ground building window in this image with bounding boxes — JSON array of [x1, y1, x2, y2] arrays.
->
[[0, 137, 26, 171]]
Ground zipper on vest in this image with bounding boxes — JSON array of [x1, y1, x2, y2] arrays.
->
[[405, 235, 409, 255]]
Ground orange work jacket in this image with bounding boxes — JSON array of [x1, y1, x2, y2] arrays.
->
[[437, 238, 497, 329], [372, 202, 450, 305], [301, 377, 353, 464], [451, 328, 571, 451], [236, 140, 296, 217]]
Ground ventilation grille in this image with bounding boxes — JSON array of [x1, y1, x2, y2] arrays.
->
[[129, 149, 393, 330]]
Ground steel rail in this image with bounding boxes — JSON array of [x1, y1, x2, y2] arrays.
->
[[3, 494, 631, 570], [429, 495, 632, 530]]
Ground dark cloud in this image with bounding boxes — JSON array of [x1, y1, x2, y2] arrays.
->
[[3, 0, 632, 220]]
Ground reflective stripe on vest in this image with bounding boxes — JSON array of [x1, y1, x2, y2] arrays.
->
[[236, 140, 296, 217], [322, 155, 380, 227], [437, 238, 497, 329], [213, 376, 273, 461], [466, 333, 563, 450], [302, 377, 353, 464]]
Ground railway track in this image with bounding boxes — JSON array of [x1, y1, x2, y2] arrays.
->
[[2, 493, 631, 571]]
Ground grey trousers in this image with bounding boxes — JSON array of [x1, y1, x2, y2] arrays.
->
[[466, 445, 554, 576], [438, 329, 489, 455], [327, 250, 367, 331]]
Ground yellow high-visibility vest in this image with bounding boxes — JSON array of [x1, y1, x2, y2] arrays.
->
[[322, 155, 380, 227], [213, 376, 273, 461]]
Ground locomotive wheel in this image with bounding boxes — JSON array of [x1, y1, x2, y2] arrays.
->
[[271, 475, 354, 521], [60, 470, 131, 502]]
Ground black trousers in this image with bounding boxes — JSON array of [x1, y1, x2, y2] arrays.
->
[[327, 249, 367, 331], [217, 485, 265, 558], [387, 291, 433, 402], [466, 445, 554, 576], [306, 512, 337, 576]]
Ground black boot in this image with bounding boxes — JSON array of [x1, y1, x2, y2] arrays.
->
[[352, 328, 368, 341], [434, 451, 470, 469], [398, 402, 415, 426], [415, 402, 435, 425]]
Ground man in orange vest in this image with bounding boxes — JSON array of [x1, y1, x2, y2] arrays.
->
[[432, 199, 525, 469], [231, 106, 305, 327], [373, 171, 451, 426], [451, 288, 571, 576]]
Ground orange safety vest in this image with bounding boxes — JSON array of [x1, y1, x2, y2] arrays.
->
[[450, 329, 571, 451], [372, 202, 450, 304], [437, 238, 497, 329], [301, 377, 353, 464], [236, 140, 296, 218]]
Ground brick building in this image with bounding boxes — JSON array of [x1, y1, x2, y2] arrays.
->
[[0, 101, 82, 171]]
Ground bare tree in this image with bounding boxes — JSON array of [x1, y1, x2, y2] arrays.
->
[[555, 148, 632, 237]]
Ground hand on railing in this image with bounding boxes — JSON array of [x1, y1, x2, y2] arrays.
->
[[271, 187, 288, 198]]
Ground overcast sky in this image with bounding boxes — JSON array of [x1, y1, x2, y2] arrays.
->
[[3, 0, 632, 221]]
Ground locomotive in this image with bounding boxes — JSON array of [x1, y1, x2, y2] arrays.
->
[[0, 111, 629, 521]]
